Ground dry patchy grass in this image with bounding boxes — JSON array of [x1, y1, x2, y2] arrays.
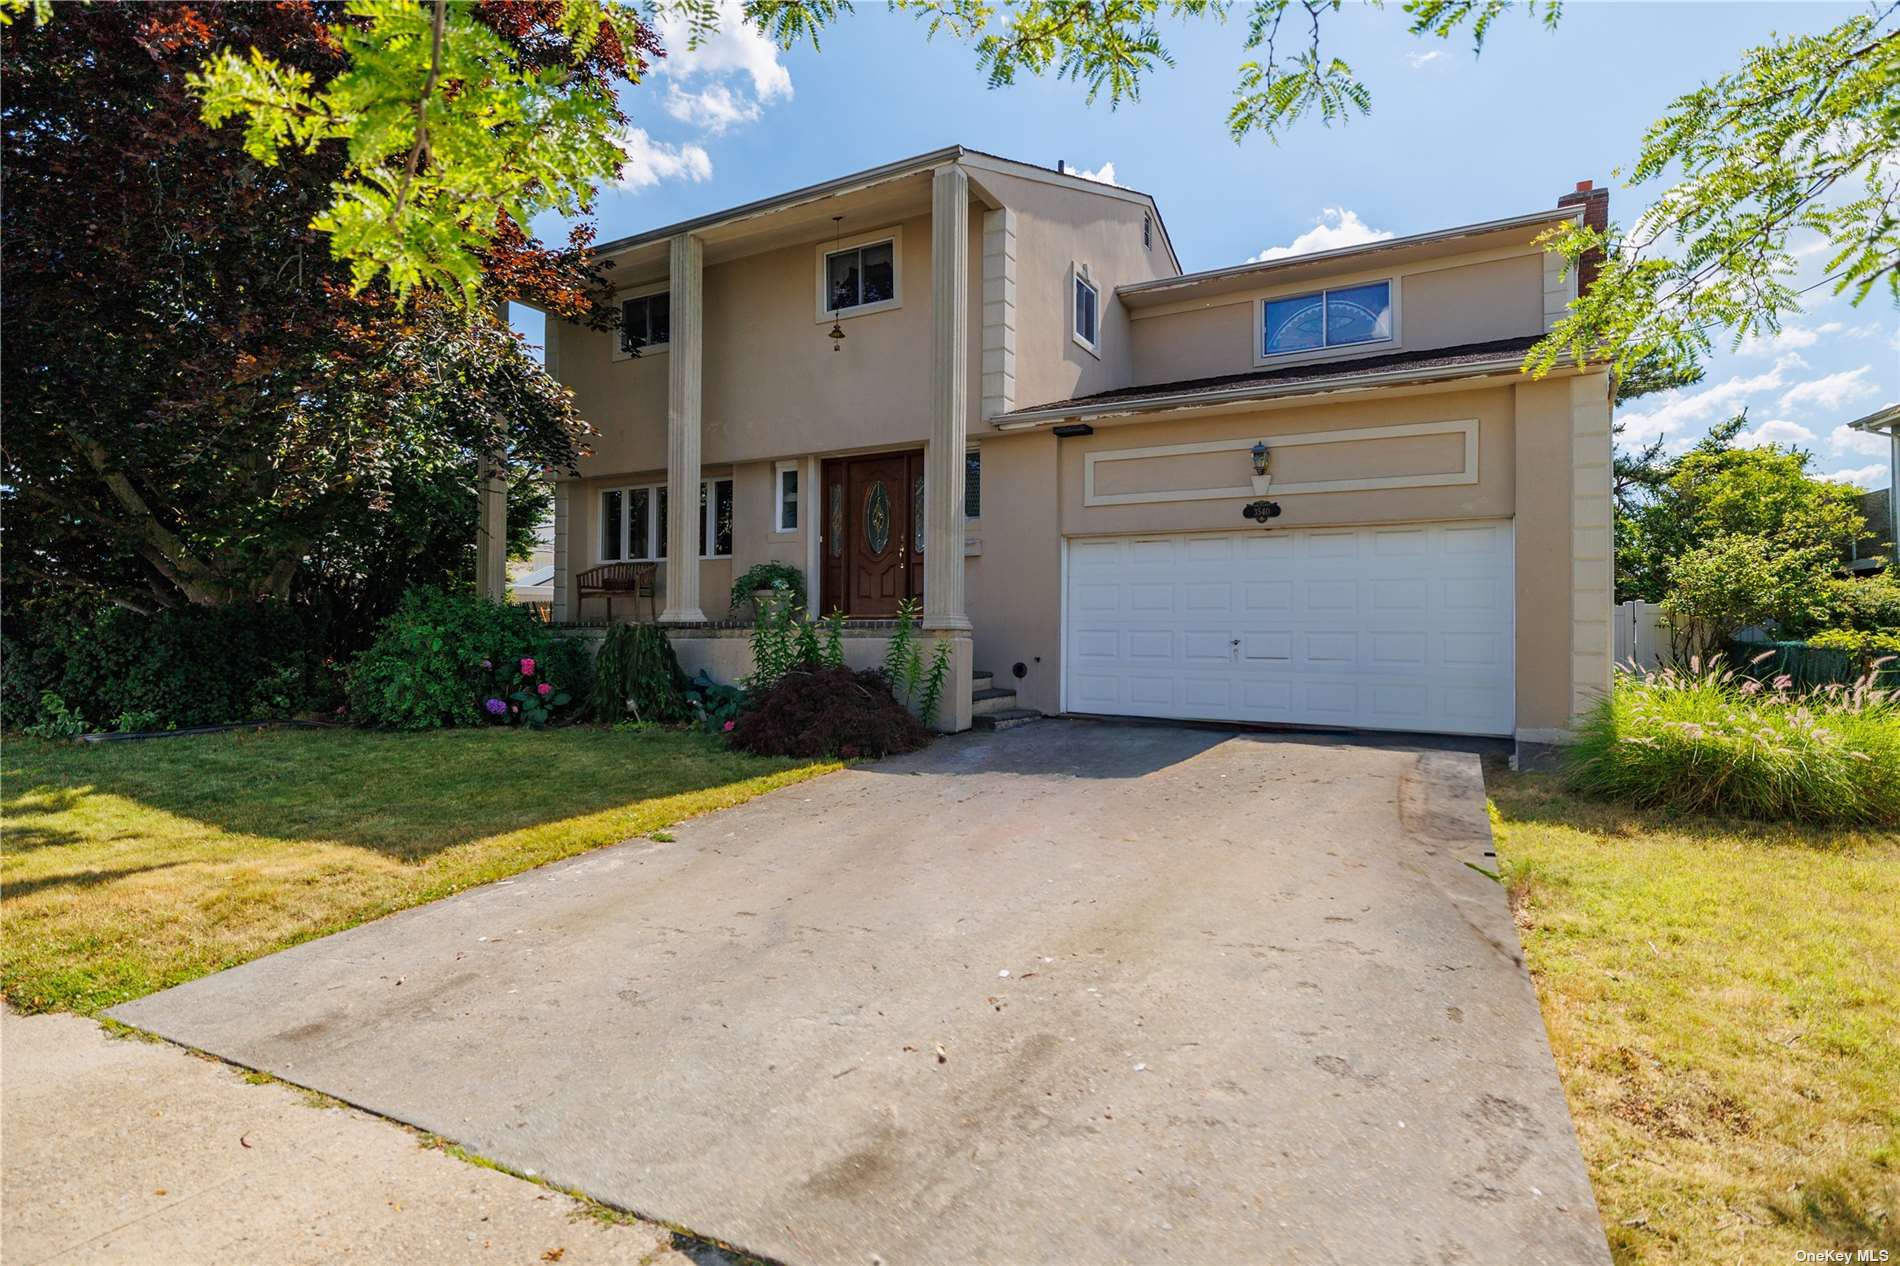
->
[[1488, 763, 1900, 1264], [2, 728, 835, 1014]]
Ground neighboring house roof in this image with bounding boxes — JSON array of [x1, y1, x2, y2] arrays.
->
[[1847, 402, 1900, 435], [994, 336, 1547, 427], [586, 144, 1184, 278]]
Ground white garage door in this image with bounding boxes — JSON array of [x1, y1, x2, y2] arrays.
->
[[1063, 521, 1515, 737]]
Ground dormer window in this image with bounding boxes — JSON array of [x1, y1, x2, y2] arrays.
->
[[1261, 280, 1392, 357], [616, 290, 670, 358]]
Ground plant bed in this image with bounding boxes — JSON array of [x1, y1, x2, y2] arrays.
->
[[726, 665, 930, 759], [1565, 659, 1899, 825]]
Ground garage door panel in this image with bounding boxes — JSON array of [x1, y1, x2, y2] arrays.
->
[[1066, 523, 1514, 737]]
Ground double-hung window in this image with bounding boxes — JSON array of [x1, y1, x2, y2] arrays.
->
[[1072, 266, 1100, 353], [600, 478, 732, 561], [821, 235, 898, 318], [616, 291, 670, 358], [1260, 280, 1392, 357]]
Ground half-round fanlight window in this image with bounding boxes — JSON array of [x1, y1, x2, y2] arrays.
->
[[865, 481, 891, 555]]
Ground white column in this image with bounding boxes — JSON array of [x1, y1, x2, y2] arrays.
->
[[661, 232, 707, 623], [924, 165, 972, 632], [551, 478, 572, 622], [475, 461, 508, 601]]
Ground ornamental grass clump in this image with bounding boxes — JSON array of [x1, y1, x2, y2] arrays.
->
[[1565, 655, 1900, 825]]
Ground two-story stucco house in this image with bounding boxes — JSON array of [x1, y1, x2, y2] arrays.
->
[[518, 145, 1614, 758]]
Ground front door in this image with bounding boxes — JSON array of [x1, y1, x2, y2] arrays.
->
[[821, 451, 924, 617]]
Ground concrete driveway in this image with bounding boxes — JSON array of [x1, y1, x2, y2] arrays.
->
[[110, 720, 1609, 1266]]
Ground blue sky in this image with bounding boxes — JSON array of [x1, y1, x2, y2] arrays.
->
[[518, 1, 1898, 489]]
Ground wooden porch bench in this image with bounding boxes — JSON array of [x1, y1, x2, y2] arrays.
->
[[574, 562, 658, 622]]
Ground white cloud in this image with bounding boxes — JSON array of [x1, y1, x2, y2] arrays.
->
[[663, 83, 761, 135], [1406, 49, 1444, 69], [1072, 161, 1121, 187], [615, 128, 713, 190], [655, 0, 792, 103], [1820, 463, 1890, 489], [1617, 354, 1805, 448], [1831, 417, 1897, 457], [1736, 321, 1842, 357], [1778, 365, 1879, 413], [1736, 418, 1816, 449], [1248, 207, 1394, 262]]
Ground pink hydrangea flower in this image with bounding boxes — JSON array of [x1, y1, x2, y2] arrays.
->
[[722, 720, 735, 732], [519, 657, 536, 676], [537, 682, 553, 697]]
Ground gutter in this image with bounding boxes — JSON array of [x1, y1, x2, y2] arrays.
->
[[991, 354, 1574, 430]]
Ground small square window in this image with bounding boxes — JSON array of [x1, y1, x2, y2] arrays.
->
[[824, 238, 897, 315], [619, 292, 670, 355], [776, 463, 799, 532], [1073, 269, 1099, 351]]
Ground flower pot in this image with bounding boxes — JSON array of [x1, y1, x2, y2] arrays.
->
[[752, 588, 790, 623]]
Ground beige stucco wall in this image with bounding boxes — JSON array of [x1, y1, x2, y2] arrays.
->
[[964, 429, 1063, 713], [972, 170, 1176, 419], [1128, 251, 1546, 387]]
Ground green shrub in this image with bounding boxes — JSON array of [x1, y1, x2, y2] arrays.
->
[[1565, 660, 1900, 825], [4, 601, 337, 731], [727, 664, 930, 759], [728, 562, 807, 617], [1816, 575, 1900, 634], [346, 589, 588, 729], [588, 623, 690, 723], [1808, 628, 1900, 678]]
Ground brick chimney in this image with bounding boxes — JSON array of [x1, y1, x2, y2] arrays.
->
[[1556, 179, 1610, 295]]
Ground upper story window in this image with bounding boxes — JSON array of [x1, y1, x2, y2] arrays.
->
[[965, 449, 982, 520], [1142, 213, 1153, 251], [1261, 280, 1392, 357], [824, 238, 896, 315], [1072, 266, 1099, 354], [616, 290, 670, 358]]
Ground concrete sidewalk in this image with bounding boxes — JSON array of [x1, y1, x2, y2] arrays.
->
[[0, 1009, 722, 1266]]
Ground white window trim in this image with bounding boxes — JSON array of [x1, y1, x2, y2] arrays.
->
[[1253, 277, 1399, 367], [599, 478, 732, 562], [1070, 263, 1101, 358], [772, 460, 800, 535], [612, 280, 671, 362], [814, 224, 904, 324]]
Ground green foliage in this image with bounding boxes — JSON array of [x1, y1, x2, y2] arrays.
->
[[189, 0, 658, 301], [1620, 426, 1865, 607], [820, 608, 848, 668], [589, 623, 691, 723], [346, 588, 584, 729], [918, 638, 954, 728], [746, 601, 804, 691], [5, 601, 338, 732], [1565, 662, 1900, 826], [1531, 9, 1900, 383], [24, 693, 88, 741], [1661, 535, 1833, 662], [882, 598, 921, 691], [794, 616, 822, 667], [1806, 629, 1900, 678], [728, 562, 808, 616], [684, 669, 747, 733], [1818, 574, 1900, 634]]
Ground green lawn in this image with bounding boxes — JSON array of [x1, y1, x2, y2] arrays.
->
[[1488, 764, 1900, 1265], [2, 728, 835, 1014]]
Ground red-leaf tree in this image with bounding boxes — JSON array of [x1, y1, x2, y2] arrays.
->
[[1, 1, 635, 620]]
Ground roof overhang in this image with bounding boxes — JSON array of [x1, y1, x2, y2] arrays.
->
[[990, 355, 1591, 431], [1115, 207, 1576, 310], [1847, 402, 1900, 435]]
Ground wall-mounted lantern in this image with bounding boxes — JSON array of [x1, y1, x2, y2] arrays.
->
[[826, 215, 846, 351], [1249, 440, 1272, 495], [1250, 440, 1269, 477]]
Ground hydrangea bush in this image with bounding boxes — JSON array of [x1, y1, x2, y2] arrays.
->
[[1565, 656, 1899, 825]]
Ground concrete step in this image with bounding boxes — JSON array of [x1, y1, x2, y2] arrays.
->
[[972, 686, 1018, 717], [972, 669, 994, 690], [972, 708, 1041, 732]]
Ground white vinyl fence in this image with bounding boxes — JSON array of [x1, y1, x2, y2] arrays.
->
[[1613, 599, 1669, 671]]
